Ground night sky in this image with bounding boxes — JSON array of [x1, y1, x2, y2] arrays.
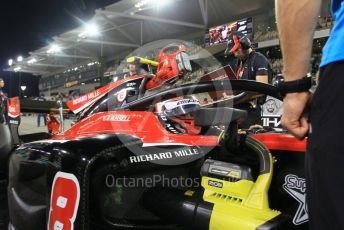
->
[[0, 0, 118, 98]]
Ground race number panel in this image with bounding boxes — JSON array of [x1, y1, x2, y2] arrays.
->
[[48, 172, 80, 230]]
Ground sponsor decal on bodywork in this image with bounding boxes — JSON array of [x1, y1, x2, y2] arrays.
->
[[283, 174, 308, 225], [72, 90, 100, 105], [102, 114, 130, 122], [129, 146, 200, 163]]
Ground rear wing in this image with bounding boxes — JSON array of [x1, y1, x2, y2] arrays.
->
[[6, 97, 66, 145], [20, 99, 70, 114]]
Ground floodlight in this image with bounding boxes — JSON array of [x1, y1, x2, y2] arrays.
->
[[14, 66, 22, 72], [28, 58, 37, 64], [47, 44, 61, 54]]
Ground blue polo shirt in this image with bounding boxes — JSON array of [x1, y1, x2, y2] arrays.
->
[[320, 0, 344, 67]]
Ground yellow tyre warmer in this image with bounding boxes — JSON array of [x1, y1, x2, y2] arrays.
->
[[202, 135, 285, 230]]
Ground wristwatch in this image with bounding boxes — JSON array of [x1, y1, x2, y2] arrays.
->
[[277, 73, 312, 97]]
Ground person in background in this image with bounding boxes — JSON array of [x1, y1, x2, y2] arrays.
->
[[201, 98, 209, 105], [36, 94, 47, 127], [0, 78, 7, 124], [225, 31, 272, 83], [225, 31, 273, 129], [276, 0, 344, 229], [124, 63, 138, 78], [220, 25, 229, 42]]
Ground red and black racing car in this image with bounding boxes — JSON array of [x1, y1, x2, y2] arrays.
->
[[0, 44, 307, 230]]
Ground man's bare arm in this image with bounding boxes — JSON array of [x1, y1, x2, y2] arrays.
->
[[275, 0, 321, 81], [256, 75, 268, 84], [276, 0, 321, 139]]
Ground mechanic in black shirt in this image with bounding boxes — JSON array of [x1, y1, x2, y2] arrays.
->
[[225, 31, 272, 83], [224, 31, 273, 129]]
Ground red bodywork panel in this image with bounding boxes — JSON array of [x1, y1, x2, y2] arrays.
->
[[53, 110, 306, 152], [251, 133, 307, 153], [52, 111, 219, 146]]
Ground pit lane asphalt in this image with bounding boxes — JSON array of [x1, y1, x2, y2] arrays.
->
[[19, 114, 73, 135]]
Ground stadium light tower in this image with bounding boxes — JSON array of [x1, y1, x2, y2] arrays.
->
[[17, 56, 23, 62], [8, 59, 13, 66]]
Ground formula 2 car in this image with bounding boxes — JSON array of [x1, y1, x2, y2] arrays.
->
[[2, 44, 308, 230]]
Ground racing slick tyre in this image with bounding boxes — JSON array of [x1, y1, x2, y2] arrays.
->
[[0, 180, 8, 230]]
